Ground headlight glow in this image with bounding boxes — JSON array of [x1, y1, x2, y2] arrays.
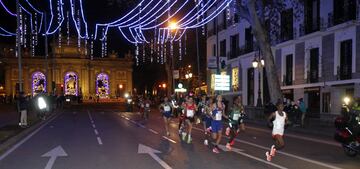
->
[[38, 97, 47, 110]]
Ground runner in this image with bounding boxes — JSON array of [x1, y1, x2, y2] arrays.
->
[[203, 96, 214, 146], [211, 95, 227, 153], [266, 101, 288, 161], [225, 96, 245, 150], [159, 97, 172, 136], [182, 96, 197, 144], [143, 97, 152, 120], [178, 95, 188, 135]]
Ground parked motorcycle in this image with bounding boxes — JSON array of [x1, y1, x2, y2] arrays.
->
[[334, 97, 360, 157]]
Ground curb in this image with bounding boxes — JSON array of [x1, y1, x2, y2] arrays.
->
[[0, 111, 60, 156]]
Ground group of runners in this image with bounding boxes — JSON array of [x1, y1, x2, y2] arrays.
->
[[156, 93, 288, 161]]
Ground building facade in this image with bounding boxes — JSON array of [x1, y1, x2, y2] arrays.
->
[[206, 0, 360, 117], [0, 39, 133, 99]]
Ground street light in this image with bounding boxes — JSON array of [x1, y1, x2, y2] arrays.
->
[[252, 50, 265, 107], [168, 21, 178, 30]]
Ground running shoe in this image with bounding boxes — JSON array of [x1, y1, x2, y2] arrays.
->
[[204, 139, 208, 146], [270, 145, 276, 156], [206, 127, 212, 133], [212, 147, 220, 154], [187, 136, 192, 144], [225, 127, 230, 136], [181, 132, 186, 141], [266, 151, 272, 162], [230, 140, 235, 146], [226, 143, 232, 151]]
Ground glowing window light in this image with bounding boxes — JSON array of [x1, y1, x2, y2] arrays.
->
[[64, 72, 78, 96], [32, 72, 46, 96]]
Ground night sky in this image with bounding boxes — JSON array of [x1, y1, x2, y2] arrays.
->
[[0, 0, 207, 94]]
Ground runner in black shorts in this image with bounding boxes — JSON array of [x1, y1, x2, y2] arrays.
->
[[159, 96, 172, 136]]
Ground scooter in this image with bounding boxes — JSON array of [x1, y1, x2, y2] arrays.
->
[[334, 103, 360, 157]]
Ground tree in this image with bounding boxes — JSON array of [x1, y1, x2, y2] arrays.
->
[[235, 0, 303, 104]]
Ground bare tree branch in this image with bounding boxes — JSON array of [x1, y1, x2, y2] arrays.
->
[[236, 0, 251, 22]]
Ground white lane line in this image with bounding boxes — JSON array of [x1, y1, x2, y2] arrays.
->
[[94, 129, 99, 135], [97, 137, 103, 145], [92, 124, 96, 128], [149, 129, 159, 134], [87, 110, 93, 122], [162, 136, 177, 144], [137, 124, 146, 128], [0, 112, 62, 161], [193, 127, 342, 169], [246, 126, 340, 147]]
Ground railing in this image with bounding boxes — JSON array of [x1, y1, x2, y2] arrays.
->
[[228, 43, 259, 59]]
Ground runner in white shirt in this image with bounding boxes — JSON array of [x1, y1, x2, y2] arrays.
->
[[266, 102, 288, 161], [159, 97, 172, 136]]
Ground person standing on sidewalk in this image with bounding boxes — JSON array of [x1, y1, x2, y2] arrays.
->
[[298, 98, 307, 127], [17, 92, 28, 128]]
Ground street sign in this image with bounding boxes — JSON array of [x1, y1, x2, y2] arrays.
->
[[173, 70, 180, 79], [208, 56, 227, 69], [214, 75, 230, 91]]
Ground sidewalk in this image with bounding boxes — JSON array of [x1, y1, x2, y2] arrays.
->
[[245, 118, 335, 138], [0, 104, 19, 128]]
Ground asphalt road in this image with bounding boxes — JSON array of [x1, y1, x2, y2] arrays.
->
[[0, 103, 359, 169]]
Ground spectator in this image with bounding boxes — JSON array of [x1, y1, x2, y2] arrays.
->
[[298, 98, 307, 127], [17, 92, 28, 128]]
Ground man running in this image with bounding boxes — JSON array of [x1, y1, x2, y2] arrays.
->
[[183, 96, 197, 144], [211, 95, 227, 153], [266, 101, 288, 161], [159, 97, 172, 136], [226, 96, 245, 150], [203, 97, 214, 145], [143, 97, 152, 120]]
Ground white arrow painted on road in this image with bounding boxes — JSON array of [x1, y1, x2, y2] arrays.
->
[[41, 146, 68, 169], [138, 144, 172, 169]]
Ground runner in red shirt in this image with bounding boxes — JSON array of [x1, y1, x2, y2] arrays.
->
[[182, 96, 198, 144]]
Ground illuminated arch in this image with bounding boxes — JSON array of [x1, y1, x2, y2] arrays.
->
[[64, 72, 78, 96], [96, 73, 109, 98], [32, 71, 46, 96]]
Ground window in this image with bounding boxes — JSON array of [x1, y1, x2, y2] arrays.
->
[[281, 9, 294, 41], [339, 40, 352, 80], [334, 0, 356, 25], [220, 40, 226, 57], [247, 68, 255, 106], [245, 27, 253, 53], [230, 34, 239, 59], [322, 92, 331, 113], [304, 0, 320, 34], [212, 44, 216, 56], [309, 48, 319, 83], [285, 54, 293, 85], [232, 67, 239, 91]]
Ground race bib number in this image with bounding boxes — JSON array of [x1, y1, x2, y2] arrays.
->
[[186, 110, 194, 117], [164, 106, 171, 112], [215, 111, 222, 121], [233, 114, 240, 121], [146, 103, 150, 108]]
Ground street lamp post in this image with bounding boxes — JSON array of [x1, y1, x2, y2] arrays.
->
[[252, 50, 265, 107]]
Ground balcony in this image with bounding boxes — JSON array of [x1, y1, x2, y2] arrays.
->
[[228, 43, 258, 60]]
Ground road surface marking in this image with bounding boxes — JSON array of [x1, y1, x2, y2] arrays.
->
[[87, 110, 93, 122], [149, 129, 159, 134], [92, 124, 96, 128], [217, 144, 288, 169], [162, 136, 177, 144], [246, 126, 340, 147], [41, 146, 68, 169], [193, 127, 342, 169], [97, 137, 103, 145], [94, 129, 99, 135], [0, 112, 62, 161], [138, 144, 172, 169]]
